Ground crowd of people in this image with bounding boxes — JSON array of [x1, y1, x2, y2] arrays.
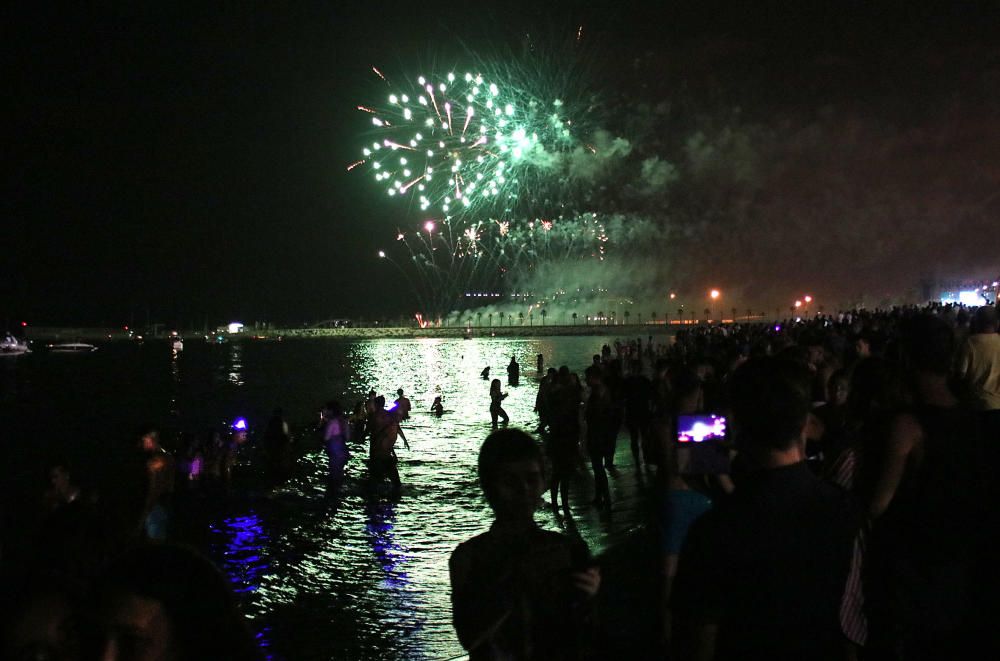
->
[[461, 302, 998, 659], [2, 301, 998, 659]]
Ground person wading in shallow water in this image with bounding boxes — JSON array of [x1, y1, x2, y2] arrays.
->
[[368, 396, 407, 496], [321, 401, 351, 488], [507, 356, 520, 385], [394, 388, 412, 420], [450, 429, 601, 660], [490, 379, 510, 429]]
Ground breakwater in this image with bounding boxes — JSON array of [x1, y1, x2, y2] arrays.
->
[[23, 323, 676, 342]]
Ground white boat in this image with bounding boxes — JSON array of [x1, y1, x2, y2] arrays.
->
[[47, 342, 98, 353], [0, 335, 30, 356], [171, 338, 184, 351]]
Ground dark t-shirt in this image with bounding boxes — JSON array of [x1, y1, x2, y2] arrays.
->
[[450, 523, 592, 660], [867, 405, 991, 649], [672, 462, 855, 660], [622, 374, 653, 422]]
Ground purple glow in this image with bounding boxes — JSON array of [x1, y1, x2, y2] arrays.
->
[[232, 417, 248, 431], [678, 415, 727, 443]]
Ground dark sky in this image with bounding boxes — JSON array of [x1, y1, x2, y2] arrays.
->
[[5, 2, 998, 325]]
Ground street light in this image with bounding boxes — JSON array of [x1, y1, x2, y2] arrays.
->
[[709, 289, 721, 322]]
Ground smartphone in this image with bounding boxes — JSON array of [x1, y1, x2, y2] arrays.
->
[[676, 414, 727, 443], [675, 414, 730, 474]]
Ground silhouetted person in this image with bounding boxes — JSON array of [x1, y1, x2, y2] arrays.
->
[[368, 396, 404, 495], [955, 305, 1000, 413], [672, 358, 855, 660], [507, 356, 520, 385], [90, 544, 262, 660], [321, 401, 351, 487], [394, 388, 412, 420], [584, 366, 613, 508], [137, 426, 174, 541], [450, 429, 600, 659], [262, 408, 292, 485], [490, 379, 510, 429], [622, 360, 652, 467]]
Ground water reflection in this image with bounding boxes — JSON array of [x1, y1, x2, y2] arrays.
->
[[364, 499, 410, 588], [209, 509, 276, 658], [168, 351, 181, 419], [210, 510, 271, 595], [228, 343, 244, 387], [13, 335, 642, 660]]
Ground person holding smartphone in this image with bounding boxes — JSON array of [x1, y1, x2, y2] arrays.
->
[[450, 429, 601, 659]]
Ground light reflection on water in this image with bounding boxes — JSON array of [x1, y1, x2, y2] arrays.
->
[[199, 336, 645, 660], [2, 334, 654, 660]]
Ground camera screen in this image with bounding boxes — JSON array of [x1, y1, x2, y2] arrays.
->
[[676, 414, 727, 443]]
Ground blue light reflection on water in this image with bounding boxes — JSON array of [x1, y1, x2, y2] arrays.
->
[[199, 335, 649, 660], [209, 510, 276, 658], [365, 500, 410, 589], [2, 334, 655, 659]]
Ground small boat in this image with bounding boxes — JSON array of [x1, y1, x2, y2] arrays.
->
[[47, 342, 98, 353], [0, 335, 30, 356]]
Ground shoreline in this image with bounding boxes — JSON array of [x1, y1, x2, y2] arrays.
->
[[23, 324, 682, 342]]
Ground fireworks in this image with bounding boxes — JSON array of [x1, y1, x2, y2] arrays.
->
[[353, 48, 638, 318], [354, 68, 582, 217], [382, 211, 657, 316]]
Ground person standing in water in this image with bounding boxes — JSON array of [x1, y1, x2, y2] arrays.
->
[[507, 356, 520, 385], [490, 379, 510, 429], [431, 396, 445, 417], [394, 388, 412, 420], [320, 401, 351, 487], [369, 396, 405, 495]]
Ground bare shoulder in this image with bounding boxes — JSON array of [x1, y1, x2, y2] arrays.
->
[[888, 412, 923, 452]]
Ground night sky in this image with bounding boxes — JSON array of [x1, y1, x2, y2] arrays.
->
[[5, 2, 999, 326]]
